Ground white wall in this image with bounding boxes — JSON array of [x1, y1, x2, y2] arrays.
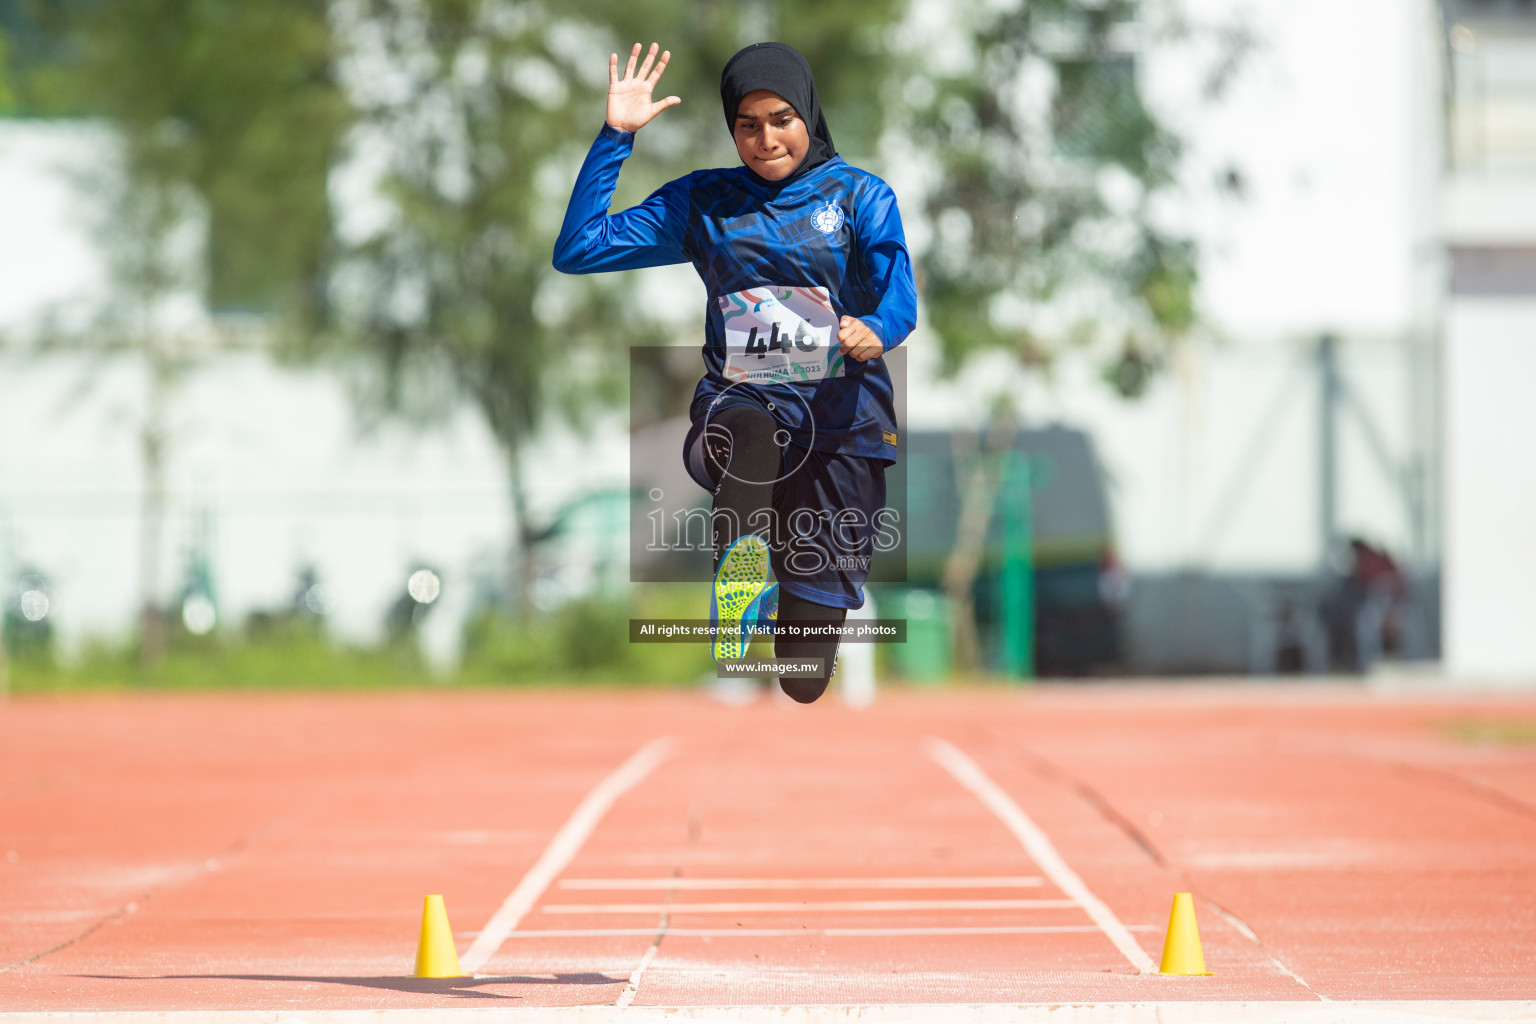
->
[[0, 122, 630, 662], [1443, 301, 1536, 681], [906, 338, 1420, 575], [1437, 18, 1536, 681], [0, 123, 115, 339], [1156, 0, 1439, 339], [0, 353, 501, 659], [0, 352, 628, 664]]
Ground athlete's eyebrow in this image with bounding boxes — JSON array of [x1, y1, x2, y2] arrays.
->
[[735, 105, 796, 122]]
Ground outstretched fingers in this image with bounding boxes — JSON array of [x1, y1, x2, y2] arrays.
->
[[606, 43, 678, 131], [648, 49, 671, 86], [637, 42, 659, 80]]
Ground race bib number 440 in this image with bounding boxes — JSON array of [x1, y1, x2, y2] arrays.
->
[[719, 286, 844, 385]]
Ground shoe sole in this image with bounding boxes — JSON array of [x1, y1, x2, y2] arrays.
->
[[712, 535, 770, 662]]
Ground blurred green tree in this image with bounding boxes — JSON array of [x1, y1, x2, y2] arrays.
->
[[331, 0, 899, 611], [898, 0, 1243, 669], [909, 0, 1204, 377], [34, 0, 350, 315], [0, 26, 15, 114], [20, 0, 350, 664]]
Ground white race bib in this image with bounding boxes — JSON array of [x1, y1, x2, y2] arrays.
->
[[719, 286, 843, 386]]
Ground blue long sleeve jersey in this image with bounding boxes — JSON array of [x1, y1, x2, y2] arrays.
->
[[553, 124, 917, 463]]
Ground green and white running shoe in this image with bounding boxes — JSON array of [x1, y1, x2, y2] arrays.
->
[[711, 534, 770, 663], [746, 583, 779, 639]]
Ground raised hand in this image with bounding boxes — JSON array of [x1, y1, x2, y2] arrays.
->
[[607, 42, 681, 133]]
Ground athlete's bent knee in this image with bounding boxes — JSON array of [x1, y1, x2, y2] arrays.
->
[[714, 403, 775, 435]]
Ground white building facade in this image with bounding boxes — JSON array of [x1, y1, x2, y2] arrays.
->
[[1441, 0, 1536, 681]]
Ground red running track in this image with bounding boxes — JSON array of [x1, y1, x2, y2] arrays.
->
[[1, 684, 1534, 1014]]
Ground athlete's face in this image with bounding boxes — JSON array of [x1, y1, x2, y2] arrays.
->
[[733, 90, 810, 181]]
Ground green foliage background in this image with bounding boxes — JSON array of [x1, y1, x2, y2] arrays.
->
[[7, 586, 736, 692], [12, 0, 349, 317]]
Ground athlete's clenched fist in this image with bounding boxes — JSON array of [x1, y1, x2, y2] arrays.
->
[[837, 316, 884, 362]]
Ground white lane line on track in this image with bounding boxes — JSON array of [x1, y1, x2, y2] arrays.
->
[[1204, 897, 1325, 1000], [542, 899, 1077, 915], [459, 737, 674, 974], [559, 876, 1045, 890], [613, 899, 670, 1009], [484, 925, 1158, 938], [926, 737, 1158, 974], [613, 938, 660, 1008]]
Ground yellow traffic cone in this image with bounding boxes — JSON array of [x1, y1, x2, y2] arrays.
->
[[413, 894, 463, 978], [1158, 892, 1212, 975]]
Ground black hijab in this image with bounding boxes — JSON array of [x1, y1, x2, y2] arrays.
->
[[719, 42, 837, 184]]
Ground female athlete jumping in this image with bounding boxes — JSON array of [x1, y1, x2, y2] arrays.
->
[[554, 41, 916, 703]]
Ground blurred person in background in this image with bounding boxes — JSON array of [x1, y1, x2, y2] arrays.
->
[[554, 41, 916, 704], [1324, 537, 1409, 673]]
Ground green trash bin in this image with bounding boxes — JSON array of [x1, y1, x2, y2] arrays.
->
[[890, 588, 952, 684]]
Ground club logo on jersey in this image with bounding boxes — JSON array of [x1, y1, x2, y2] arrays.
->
[[811, 201, 845, 234]]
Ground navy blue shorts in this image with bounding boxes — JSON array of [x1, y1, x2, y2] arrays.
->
[[684, 406, 890, 610]]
